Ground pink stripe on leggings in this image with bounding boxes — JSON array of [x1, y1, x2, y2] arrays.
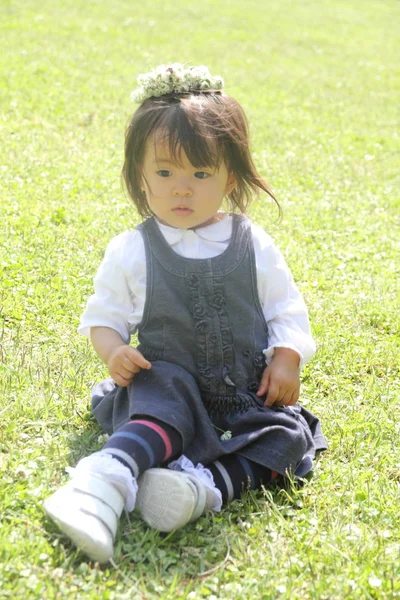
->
[[129, 419, 173, 460]]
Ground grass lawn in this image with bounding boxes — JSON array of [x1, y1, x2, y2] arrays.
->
[[1, 0, 399, 597]]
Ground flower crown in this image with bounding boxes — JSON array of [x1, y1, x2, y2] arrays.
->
[[131, 63, 224, 104]]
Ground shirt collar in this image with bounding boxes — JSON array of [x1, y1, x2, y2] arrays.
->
[[156, 213, 233, 246]]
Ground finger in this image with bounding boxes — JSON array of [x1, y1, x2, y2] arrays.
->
[[277, 389, 292, 407], [127, 347, 152, 369], [264, 383, 280, 407], [257, 370, 270, 396], [114, 373, 133, 387], [117, 365, 136, 379], [287, 388, 300, 406], [121, 356, 141, 373]]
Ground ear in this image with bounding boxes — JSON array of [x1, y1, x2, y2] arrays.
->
[[226, 174, 237, 195]]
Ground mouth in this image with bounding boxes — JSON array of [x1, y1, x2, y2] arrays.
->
[[172, 207, 194, 216]]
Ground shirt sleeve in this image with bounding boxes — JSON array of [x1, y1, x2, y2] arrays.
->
[[251, 223, 316, 369], [78, 230, 146, 344]]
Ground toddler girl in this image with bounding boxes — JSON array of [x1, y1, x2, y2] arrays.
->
[[44, 64, 327, 563]]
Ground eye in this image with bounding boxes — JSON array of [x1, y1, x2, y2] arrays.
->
[[194, 171, 210, 180], [156, 170, 172, 178]]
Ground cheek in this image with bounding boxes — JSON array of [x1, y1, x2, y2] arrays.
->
[[209, 181, 227, 197], [145, 177, 168, 197]]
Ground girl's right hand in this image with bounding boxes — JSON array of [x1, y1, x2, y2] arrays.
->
[[107, 346, 152, 387]]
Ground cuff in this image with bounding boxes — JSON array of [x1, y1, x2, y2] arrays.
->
[[68, 452, 138, 512], [263, 344, 304, 369], [168, 455, 222, 512]]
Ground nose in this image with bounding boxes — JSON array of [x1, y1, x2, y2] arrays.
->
[[172, 178, 192, 197]]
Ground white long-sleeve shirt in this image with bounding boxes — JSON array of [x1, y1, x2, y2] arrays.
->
[[78, 214, 316, 368]]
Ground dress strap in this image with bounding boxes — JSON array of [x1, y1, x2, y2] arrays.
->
[[137, 215, 250, 277]]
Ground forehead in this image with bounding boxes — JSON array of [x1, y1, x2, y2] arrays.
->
[[144, 135, 200, 170], [144, 136, 180, 162], [143, 126, 223, 170]]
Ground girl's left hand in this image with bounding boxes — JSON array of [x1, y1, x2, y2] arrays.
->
[[256, 348, 300, 407]]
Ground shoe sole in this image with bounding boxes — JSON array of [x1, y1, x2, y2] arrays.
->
[[44, 496, 114, 563], [136, 469, 197, 532]]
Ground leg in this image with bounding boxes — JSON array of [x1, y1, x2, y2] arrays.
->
[[135, 454, 279, 532], [207, 454, 279, 504], [101, 417, 182, 479], [44, 417, 183, 562]]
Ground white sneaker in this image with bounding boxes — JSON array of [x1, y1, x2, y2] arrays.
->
[[44, 473, 125, 563], [136, 468, 213, 532]]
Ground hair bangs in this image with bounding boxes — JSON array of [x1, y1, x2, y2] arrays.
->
[[151, 102, 225, 171]]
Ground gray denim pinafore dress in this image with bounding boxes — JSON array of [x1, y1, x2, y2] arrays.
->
[[92, 215, 327, 477]]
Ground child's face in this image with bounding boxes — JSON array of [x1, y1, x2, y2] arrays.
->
[[140, 138, 236, 229]]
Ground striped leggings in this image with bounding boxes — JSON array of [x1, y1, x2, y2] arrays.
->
[[101, 417, 278, 503]]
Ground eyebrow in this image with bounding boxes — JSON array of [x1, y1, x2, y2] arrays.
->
[[152, 158, 174, 165], [152, 158, 213, 170]]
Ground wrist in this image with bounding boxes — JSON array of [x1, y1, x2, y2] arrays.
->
[[90, 326, 128, 365], [272, 347, 300, 367], [106, 343, 128, 365]]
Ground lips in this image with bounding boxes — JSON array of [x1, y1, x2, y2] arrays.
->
[[172, 207, 193, 216]]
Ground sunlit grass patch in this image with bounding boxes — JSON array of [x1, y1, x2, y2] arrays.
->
[[1, 0, 399, 597]]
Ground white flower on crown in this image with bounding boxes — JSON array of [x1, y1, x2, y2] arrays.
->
[[131, 63, 224, 104]]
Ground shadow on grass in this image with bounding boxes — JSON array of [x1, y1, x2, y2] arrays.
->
[[113, 476, 312, 583]]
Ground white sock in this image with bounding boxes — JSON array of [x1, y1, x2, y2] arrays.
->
[[67, 452, 138, 511], [168, 455, 222, 511]]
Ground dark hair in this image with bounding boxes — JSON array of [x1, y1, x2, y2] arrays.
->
[[122, 91, 280, 217]]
